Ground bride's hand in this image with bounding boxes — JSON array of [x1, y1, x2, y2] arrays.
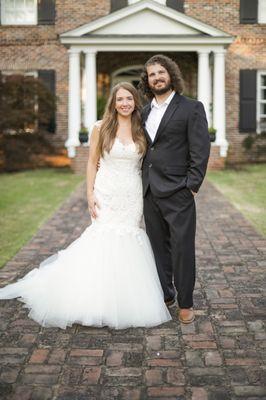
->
[[87, 194, 100, 219]]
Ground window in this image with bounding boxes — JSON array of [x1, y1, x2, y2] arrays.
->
[[258, 0, 266, 23], [1, 0, 37, 25], [257, 71, 266, 133]]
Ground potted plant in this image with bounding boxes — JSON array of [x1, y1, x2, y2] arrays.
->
[[208, 127, 216, 142], [79, 125, 89, 143]]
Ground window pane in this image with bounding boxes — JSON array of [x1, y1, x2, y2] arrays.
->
[[25, 10, 34, 23], [4, 0, 14, 8], [3, 0, 36, 24], [261, 75, 266, 87], [259, 117, 266, 133], [261, 89, 266, 100], [260, 103, 266, 115], [16, 0, 25, 7]]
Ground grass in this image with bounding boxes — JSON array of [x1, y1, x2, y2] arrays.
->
[[207, 164, 266, 237], [0, 168, 84, 268]]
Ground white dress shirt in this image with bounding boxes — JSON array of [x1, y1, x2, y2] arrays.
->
[[145, 91, 176, 142]]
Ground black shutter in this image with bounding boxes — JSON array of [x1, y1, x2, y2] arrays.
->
[[166, 0, 184, 13], [38, 0, 55, 25], [110, 0, 127, 13], [240, 0, 258, 24], [38, 70, 56, 133], [239, 70, 257, 133]]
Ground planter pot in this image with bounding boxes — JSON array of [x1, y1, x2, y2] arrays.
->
[[79, 133, 88, 143], [209, 133, 216, 142]]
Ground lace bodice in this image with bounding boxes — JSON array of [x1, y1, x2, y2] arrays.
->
[[93, 132, 143, 236]]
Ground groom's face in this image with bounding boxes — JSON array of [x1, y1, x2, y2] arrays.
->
[[147, 63, 172, 95]]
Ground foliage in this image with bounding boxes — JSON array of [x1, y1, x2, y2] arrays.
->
[[97, 95, 107, 120], [0, 132, 59, 172], [0, 74, 56, 134], [208, 127, 216, 142], [241, 133, 266, 162], [79, 126, 89, 135], [208, 127, 217, 135], [242, 135, 255, 150]]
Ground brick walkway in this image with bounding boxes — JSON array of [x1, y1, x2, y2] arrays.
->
[[0, 181, 265, 400]]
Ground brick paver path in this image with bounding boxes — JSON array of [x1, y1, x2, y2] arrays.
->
[[0, 181, 265, 400]]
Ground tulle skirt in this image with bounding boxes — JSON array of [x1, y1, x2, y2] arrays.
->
[[0, 223, 172, 329]]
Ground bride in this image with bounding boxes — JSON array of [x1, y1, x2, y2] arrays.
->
[[0, 82, 172, 329]]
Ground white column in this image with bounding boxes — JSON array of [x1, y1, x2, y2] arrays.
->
[[209, 59, 213, 127], [84, 49, 97, 132], [197, 50, 211, 125], [213, 49, 228, 157], [66, 48, 81, 158]]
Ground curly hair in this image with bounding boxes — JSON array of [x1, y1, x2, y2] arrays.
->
[[138, 54, 184, 100]]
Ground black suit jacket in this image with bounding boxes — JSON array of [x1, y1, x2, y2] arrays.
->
[[142, 92, 210, 198]]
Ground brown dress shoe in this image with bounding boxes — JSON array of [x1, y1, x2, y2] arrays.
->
[[165, 297, 176, 307], [178, 308, 195, 324]]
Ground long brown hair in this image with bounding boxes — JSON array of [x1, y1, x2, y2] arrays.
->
[[97, 82, 146, 157], [138, 54, 184, 100]]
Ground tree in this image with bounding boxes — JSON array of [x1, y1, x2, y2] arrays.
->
[[0, 74, 56, 134]]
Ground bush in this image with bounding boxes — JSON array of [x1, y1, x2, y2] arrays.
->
[[0, 74, 56, 134], [242, 135, 255, 150], [97, 95, 107, 120], [0, 132, 61, 172]]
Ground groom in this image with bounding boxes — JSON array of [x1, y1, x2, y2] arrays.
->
[[139, 54, 210, 324]]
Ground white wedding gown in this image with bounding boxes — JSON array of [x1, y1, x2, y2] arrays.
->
[[0, 135, 172, 329]]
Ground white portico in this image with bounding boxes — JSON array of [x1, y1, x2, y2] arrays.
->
[[60, 0, 233, 158]]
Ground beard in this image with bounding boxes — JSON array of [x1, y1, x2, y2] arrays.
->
[[150, 80, 172, 95]]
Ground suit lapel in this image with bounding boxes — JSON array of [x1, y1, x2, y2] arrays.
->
[[152, 93, 181, 144]]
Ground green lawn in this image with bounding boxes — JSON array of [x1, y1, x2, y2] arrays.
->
[[0, 168, 84, 268], [207, 164, 266, 237]]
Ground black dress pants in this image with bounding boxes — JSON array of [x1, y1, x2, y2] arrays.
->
[[144, 186, 196, 309]]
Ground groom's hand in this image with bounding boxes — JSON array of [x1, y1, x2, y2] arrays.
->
[[191, 190, 196, 196]]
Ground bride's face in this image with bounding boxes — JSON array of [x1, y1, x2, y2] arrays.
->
[[115, 88, 135, 117]]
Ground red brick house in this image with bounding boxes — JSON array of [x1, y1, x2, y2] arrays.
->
[[0, 0, 265, 172]]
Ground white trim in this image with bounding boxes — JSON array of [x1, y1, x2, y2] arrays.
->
[[257, 70, 266, 134], [60, 0, 231, 38], [1, 70, 37, 77], [197, 51, 211, 124], [129, 0, 166, 4], [213, 50, 228, 157], [111, 65, 143, 87], [65, 49, 81, 157], [84, 50, 97, 130], [60, 38, 233, 49], [112, 65, 144, 77], [258, 0, 266, 24]]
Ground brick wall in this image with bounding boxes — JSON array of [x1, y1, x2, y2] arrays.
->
[[1, 0, 265, 164], [184, 0, 266, 164], [0, 0, 109, 148], [71, 145, 90, 175], [207, 145, 226, 170]]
